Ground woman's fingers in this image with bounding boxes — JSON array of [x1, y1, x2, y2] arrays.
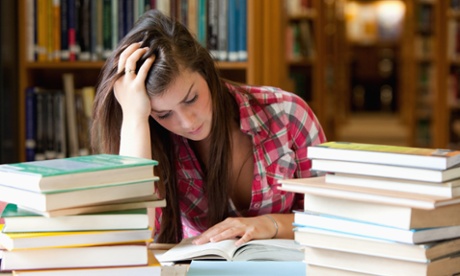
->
[[137, 55, 156, 80], [117, 42, 142, 74]]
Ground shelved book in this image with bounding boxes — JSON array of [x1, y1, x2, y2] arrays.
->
[[0, 154, 158, 192], [1, 204, 153, 232], [157, 236, 304, 263], [304, 246, 460, 276], [307, 141, 460, 170]]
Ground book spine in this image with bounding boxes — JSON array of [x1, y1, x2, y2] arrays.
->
[[67, 0, 78, 61], [26, 0, 36, 61], [63, 73, 79, 157], [78, 0, 91, 60], [60, 0, 69, 60], [197, 0, 206, 47], [34, 89, 46, 161], [237, 0, 246, 61], [36, 0, 48, 61], [52, 0, 61, 61], [45, 91, 57, 160], [187, 0, 198, 37], [102, 0, 112, 59], [25, 87, 37, 162], [206, 0, 218, 59], [227, 0, 238, 61], [111, 0, 119, 52], [217, 0, 227, 61], [54, 91, 67, 159]]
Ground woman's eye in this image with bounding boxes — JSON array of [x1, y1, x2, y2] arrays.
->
[[185, 95, 198, 104], [157, 112, 171, 119]]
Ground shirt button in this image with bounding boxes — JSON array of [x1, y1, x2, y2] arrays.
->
[[255, 174, 261, 181], [279, 167, 286, 173], [254, 203, 261, 208]]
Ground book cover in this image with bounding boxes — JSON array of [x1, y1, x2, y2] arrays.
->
[[308, 141, 460, 170], [0, 154, 157, 192], [157, 236, 303, 263], [1, 204, 152, 232]]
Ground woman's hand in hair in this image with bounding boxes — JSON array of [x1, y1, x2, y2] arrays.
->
[[114, 42, 155, 121], [192, 215, 280, 247]]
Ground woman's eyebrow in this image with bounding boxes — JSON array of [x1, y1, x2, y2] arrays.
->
[[151, 82, 195, 113]]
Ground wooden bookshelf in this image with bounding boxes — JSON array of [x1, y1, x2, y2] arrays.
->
[[283, 0, 327, 137], [17, 0, 288, 162], [402, 0, 440, 148]]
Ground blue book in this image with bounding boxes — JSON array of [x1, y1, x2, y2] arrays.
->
[[187, 260, 306, 276], [227, 0, 238, 61], [237, 0, 247, 61]]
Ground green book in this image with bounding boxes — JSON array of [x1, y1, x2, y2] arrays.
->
[[0, 154, 158, 193]]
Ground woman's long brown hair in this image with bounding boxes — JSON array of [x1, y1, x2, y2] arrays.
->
[[91, 10, 238, 243]]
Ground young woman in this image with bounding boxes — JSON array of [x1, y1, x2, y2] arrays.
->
[[91, 10, 326, 245]]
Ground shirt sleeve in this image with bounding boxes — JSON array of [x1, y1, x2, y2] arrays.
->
[[282, 91, 327, 210]]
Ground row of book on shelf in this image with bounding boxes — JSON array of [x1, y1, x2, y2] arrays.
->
[[27, 0, 247, 63], [278, 141, 460, 275], [26, 73, 93, 162], [0, 154, 165, 274]]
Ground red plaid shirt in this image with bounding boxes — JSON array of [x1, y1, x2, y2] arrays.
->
[[156, 83, 326, 238]]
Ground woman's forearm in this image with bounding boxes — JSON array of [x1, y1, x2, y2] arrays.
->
[[119, 118, 152, 159], [265, 213, 295, 239]]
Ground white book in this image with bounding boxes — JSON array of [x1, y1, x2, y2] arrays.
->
[[325, 173, 460, 198], [312, 159, 460, 183], [1, 244, 149, 271], [307, 141, 460, 170], [304, 246, 460, 276], [0, 180, 156, 212], [294, 211, 460, 244]]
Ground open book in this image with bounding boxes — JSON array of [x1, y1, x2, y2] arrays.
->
[[156, 237, 304, 262]]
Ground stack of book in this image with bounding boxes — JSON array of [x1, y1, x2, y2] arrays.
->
[[279, 142, 460, 276], [0, 154, 165, 274]]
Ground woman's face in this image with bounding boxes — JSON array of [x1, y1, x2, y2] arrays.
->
[[149, 69, 213, 141]]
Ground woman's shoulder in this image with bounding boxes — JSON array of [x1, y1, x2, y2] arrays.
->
[[227, 82, 305, 107]]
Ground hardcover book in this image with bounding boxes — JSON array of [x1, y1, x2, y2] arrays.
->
[[307, 141, 460, 170], [0, 154, 158, 192]]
